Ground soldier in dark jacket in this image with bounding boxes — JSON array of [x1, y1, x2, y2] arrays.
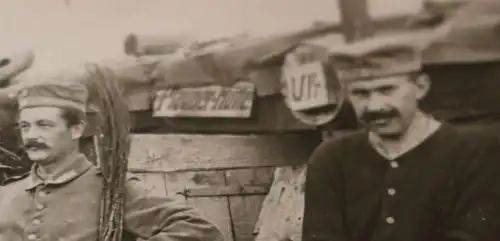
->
[[302, 33, 500, 241], [0, 80, 224, 241]]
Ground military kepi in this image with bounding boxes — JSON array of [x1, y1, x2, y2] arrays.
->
[[328, 32, 431, 82], [15, 82, 88, 113]]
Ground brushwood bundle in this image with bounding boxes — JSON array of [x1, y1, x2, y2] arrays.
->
[[0, 103, 31, 186], [82, 64, 131, 241]]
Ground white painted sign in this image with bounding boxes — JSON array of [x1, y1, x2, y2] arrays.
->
[[282, 61, 330, 111], [153, 83, 254, 118]]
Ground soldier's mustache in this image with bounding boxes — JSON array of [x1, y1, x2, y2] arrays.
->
[[23, 141, 50, 150], [361, 109, 399, 123]]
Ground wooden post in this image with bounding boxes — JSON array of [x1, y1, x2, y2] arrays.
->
[[321, 0, 375, 139], [337, 0, 375, 43]]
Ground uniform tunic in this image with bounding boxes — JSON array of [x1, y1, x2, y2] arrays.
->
[[302, 123, 500, 241], [0, 154, 224, 241]]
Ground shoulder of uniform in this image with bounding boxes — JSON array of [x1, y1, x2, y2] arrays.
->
[[450, 124, 497, 144], [1, 171, 30, 184], [308, 129, 366, 165], [320, 129, 367, 150], [0, 174, 30, 190], [439, 123, 500, 158]]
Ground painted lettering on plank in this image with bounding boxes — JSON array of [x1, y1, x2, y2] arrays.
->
[[153, 83, 254, 118]]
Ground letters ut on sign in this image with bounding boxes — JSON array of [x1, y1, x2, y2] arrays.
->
[[282, 61, 330, 111]]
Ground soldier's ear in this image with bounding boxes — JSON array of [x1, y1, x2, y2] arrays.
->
[[414, 73, 430, 100], [70, 120, 86, 140]]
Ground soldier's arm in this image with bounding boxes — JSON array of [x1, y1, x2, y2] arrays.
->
[[302, 139, 349, 241], [445, 134, 500, 241], [123, 181, 224, 241]]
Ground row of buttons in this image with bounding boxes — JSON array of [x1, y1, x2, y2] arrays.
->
[[27, 219, 41, 240], [37, 190, 47, 210], [27, 190, 48, 240], [385, 161, 399, 224], [388, 161, 398, 198]]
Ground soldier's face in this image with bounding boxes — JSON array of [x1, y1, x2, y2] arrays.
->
[[347, 74, 429, 138], [18, 107, 82, 163]]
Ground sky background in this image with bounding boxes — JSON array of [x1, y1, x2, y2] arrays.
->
[[1, 0, 424, 77]]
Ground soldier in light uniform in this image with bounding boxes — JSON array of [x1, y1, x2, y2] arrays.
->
[[302, 33, 500, 241], [0, 81, 224, 241]]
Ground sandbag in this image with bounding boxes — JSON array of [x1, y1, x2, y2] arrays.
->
[[0, 51, 34, 85]]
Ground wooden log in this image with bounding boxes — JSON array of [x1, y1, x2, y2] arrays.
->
[[95, 56, 163, 111], [337, 0, 374, 42], [124, 33, 195, 56], [128, 133, 320, 173]]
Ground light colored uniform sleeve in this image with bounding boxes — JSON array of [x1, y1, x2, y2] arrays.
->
[[123, 181, 225, 241]]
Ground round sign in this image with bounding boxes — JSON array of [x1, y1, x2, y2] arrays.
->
[[281, 44, 346, 126]]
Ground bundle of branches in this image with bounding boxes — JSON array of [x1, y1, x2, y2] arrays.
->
[[0, 102, 32, 185], [82, 64, 131, 241]]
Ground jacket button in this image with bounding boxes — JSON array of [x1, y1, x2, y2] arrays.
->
[[386, 217, 395, 224], [387, 188, 396, 196], [27, 234, 37, 240], [390, 161, 399, 168], [32, 219, 41, 225], [36, 204, 44, 210]]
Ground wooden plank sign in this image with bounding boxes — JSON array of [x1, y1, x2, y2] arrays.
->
[[282, 61, 331, 111], [153, 83, 255, 118]]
